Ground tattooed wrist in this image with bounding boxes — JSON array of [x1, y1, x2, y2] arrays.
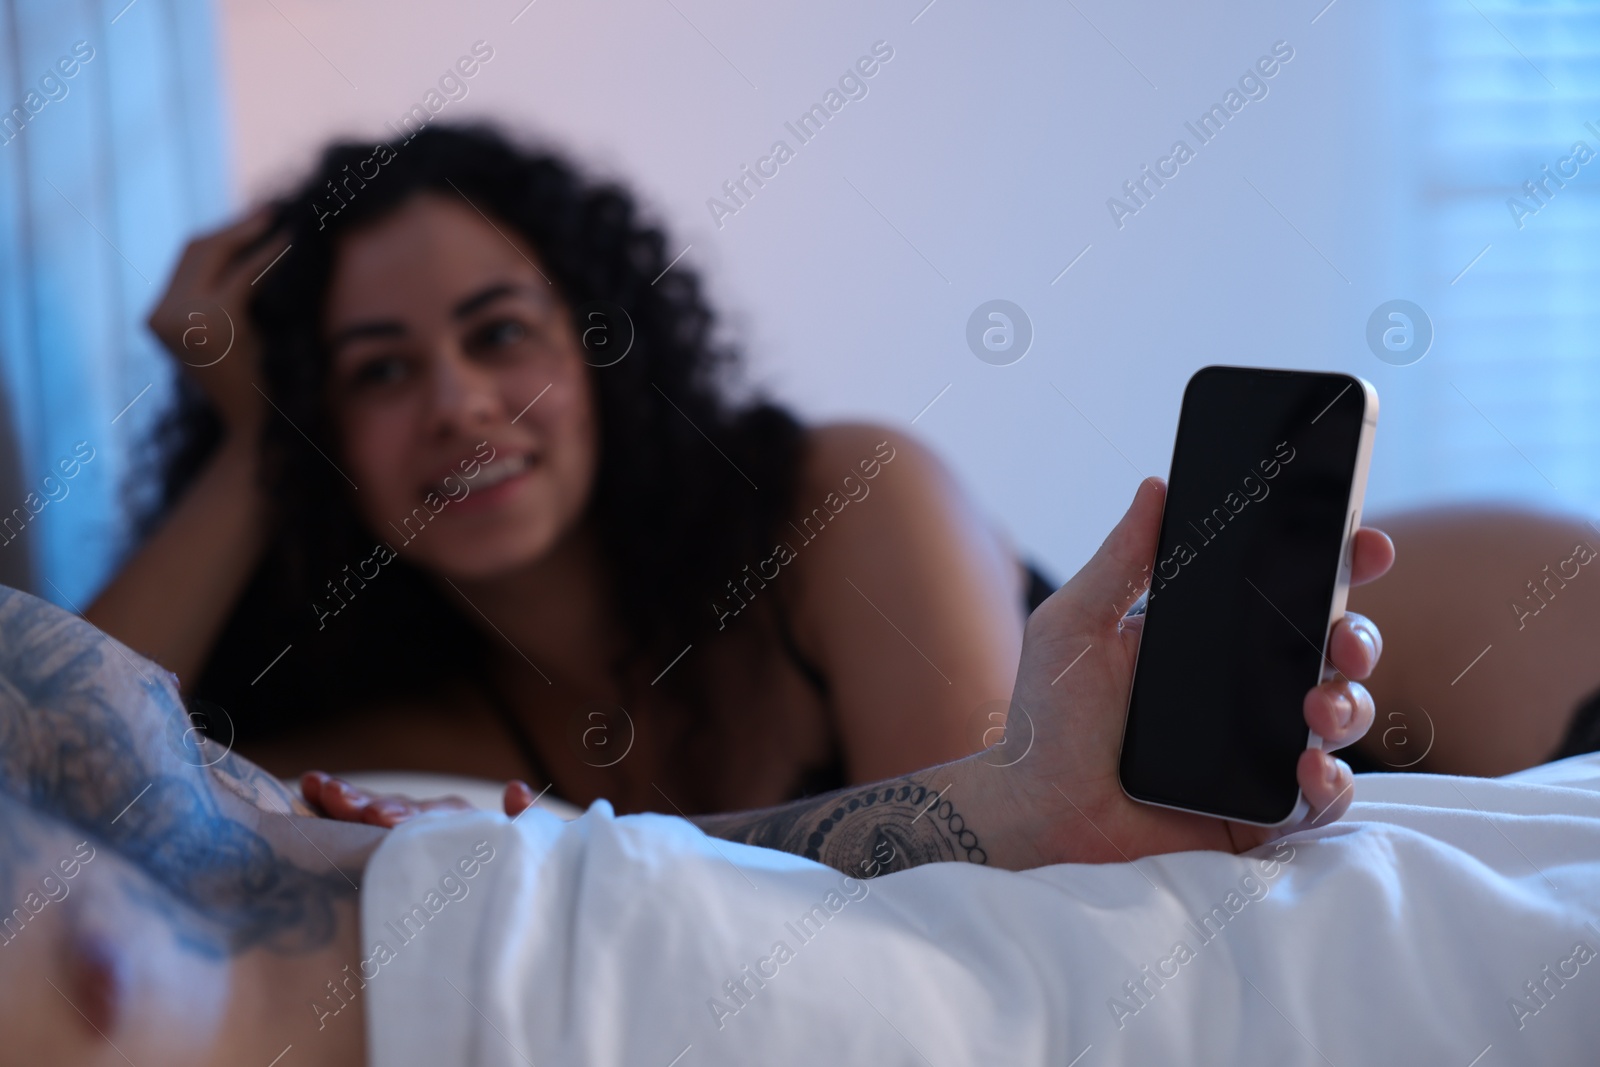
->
[[691, 772, 987, 877]]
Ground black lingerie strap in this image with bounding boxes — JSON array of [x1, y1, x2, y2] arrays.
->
[[1552, 685, 1600, 762]]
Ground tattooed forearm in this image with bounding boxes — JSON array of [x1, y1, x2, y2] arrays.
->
[[691, 773, 986, 877], [0, 587, 357, 958]]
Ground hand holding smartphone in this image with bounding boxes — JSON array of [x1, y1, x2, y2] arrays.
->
[[1118, 365, 1379, 825]]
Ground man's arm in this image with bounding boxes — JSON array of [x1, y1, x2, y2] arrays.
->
[[688, 760, 1028, 876], [0, 584, 384, 957]]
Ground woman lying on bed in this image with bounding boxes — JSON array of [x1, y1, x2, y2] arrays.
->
[[0, 478, 1389, 1064], [87, 122, 1062, 816], [85, 121, 1591, 816]]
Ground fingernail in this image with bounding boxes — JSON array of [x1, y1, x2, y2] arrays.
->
[[1335, 692, 1354, 730], [332, 781, 372, 808], [372, 801, 407, 820], [1357, 624, 1378, 660], [1324, 757, 1341, 790]]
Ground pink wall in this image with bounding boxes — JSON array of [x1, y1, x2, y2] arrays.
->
[[215, 0, 1416, 581]]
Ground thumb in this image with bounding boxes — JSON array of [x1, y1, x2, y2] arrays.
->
[[1059, 476, 1166, 622]]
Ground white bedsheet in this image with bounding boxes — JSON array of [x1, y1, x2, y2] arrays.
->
[[359, 754, 1600, 1066]]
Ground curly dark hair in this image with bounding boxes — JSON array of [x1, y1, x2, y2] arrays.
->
[[145, 122, 807, 765]]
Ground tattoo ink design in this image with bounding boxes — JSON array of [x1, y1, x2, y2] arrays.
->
[[0, 587, 352, 958], [693, 774, 986, 876]]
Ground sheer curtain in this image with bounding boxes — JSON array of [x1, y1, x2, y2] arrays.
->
[[0, 0, 230, 606], [1393, 0, 1600, 518]]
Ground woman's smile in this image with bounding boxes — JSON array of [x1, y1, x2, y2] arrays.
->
[[443, 452, 539, 514], [321, 192, 602, 580]]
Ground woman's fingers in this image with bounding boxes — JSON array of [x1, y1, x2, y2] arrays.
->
[[1350, 527, 1395, 587], [177, 206, 278, 293], [1326, 611, 1382, 681], [363, 795, 423, 827], [504, 780, 536, 818], [219, 228, 291, 295], [302, 772, 384, 822], [229, 203, 277, 244], [1296, 747, 1355, 825], [300, 771, 359, 817], [297, 771, 470, 828], [158, 205, 282, 320], [364, 793, 472, 827], [1304, 677, 1375, 750]]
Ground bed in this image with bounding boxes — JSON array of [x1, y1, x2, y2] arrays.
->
[[336, 754, 1600, 1065]]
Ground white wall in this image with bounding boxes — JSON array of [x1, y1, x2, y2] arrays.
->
[[218, 0, 1426, 580]]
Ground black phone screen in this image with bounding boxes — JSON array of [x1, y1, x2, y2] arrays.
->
[[1118, 366, 1371, 825]]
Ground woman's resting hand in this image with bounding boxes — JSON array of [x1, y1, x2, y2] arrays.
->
[[300, 771, 536, 827], [304, 478, 1395, 870]]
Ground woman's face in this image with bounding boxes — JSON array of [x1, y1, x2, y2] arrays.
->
[[322, 192, 600, 579]]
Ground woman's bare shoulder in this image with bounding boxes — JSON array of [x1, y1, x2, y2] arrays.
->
[[793, 418, 1017, 556], [792, 421, 951, 517], [782, 420, 1024, 673], [786, 420, 1023, 608]]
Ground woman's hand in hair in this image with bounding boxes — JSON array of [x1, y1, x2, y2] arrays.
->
[[147, 206, 288, 437]]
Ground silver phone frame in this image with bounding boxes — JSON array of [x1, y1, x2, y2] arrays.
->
[[1115, 366, 1380, 827]]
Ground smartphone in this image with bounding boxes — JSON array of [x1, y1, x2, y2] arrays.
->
[[1117, 365, 1378, 826]]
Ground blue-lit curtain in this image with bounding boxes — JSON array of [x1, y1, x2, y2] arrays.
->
[[1400, 1, 1600, 514], [0, 0, 230, 606]]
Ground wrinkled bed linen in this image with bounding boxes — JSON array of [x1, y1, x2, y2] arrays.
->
[[359, 753, 1600, 1065]]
